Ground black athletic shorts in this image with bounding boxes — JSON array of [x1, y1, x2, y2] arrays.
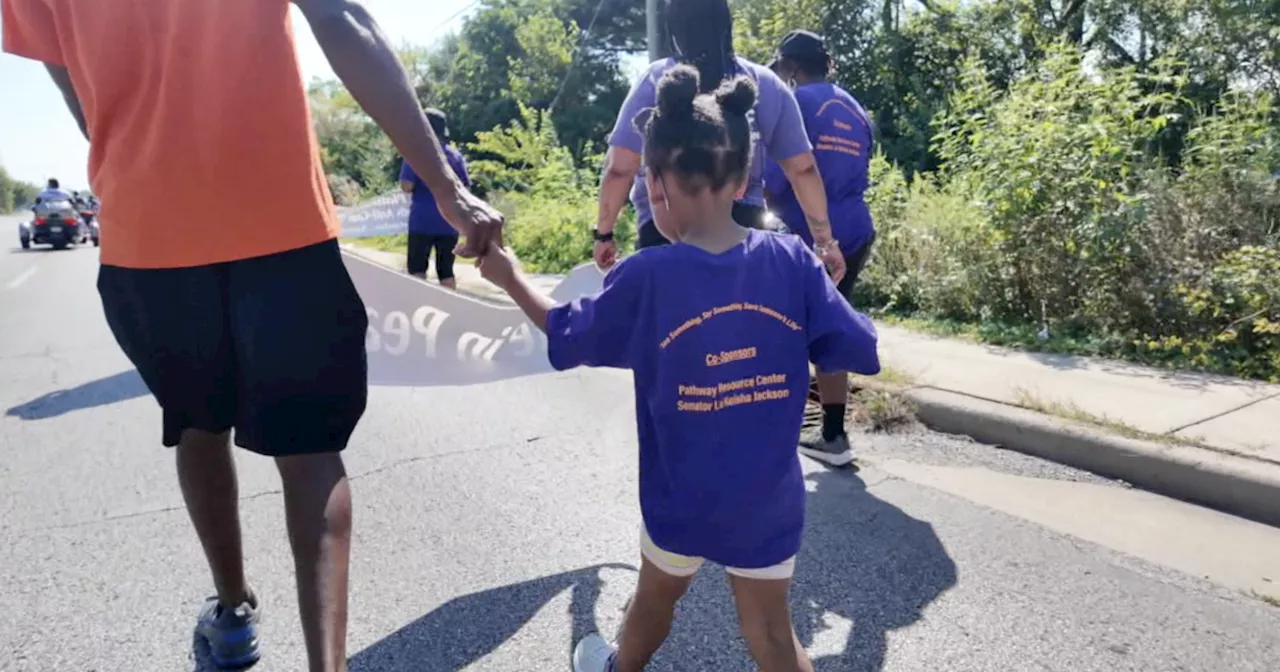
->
[[637, 203, 767, 249], [834, 231, 877, 303], [407, 233, 459, 281], [97, 239, 368, 456]]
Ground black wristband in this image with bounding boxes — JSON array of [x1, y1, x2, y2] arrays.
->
[[593, 229, 614, 243]]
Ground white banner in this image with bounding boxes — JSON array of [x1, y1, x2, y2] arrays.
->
[[337, 194, 606, 386], [336, 192, 412, 239]]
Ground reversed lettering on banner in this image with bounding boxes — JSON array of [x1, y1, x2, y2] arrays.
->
[[341, 249, 604, 387], [337, 192, 606, 386]]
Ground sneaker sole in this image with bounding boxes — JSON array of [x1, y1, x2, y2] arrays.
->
[[198, 630, 261, 670], [799, 446, 854, 467]]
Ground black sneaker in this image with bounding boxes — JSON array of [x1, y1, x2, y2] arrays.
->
[[799, 431, 854, 467]]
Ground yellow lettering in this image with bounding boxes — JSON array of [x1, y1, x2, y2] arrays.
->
[[753, 388, 791, 402]]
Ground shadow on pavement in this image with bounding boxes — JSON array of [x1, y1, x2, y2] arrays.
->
[[348, 563, 637, 672], [5, 369, 149, 420], [348, 467, 956, 671]]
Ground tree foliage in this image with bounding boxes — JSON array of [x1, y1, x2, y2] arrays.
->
[[0, 166, 40, 213], [309, 0, 1280, 378]]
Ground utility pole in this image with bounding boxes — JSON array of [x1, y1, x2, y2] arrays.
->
[[646, 0, 667, 63]]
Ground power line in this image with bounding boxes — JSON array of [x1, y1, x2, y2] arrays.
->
[[426, 0, 482, 39], [547, 0, 612, 114]]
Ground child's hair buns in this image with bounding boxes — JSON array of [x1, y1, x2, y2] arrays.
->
[[715, 76, 757, 118], [656, 65, 701, 120]]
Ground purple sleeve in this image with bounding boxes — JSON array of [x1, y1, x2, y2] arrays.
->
[[452, 152, 471, 188], [803, 250, 880, 374], [398, 160, 415, 183], [757, 67, 812, 162], [545, 258, 645, 371], [609, 65, 661, 153]]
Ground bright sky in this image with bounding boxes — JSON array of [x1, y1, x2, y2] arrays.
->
[[0, 0, 478, 190]]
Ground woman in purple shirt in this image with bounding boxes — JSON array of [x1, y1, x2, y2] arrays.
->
[[765, 30, 879, 467], [476, 66, 880, 672], [590, 0, 846, 283], [399, 108, 471, 289]]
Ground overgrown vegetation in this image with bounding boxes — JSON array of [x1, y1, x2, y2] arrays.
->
[[0, 166, 39, 213], [312, 0, 1280, 381]]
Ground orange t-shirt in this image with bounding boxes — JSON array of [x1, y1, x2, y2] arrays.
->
[[2, 0, 339, 269]]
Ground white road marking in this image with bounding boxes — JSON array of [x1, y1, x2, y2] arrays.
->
[[5, 266, 37, 290]]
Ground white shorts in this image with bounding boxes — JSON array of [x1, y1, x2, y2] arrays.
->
[[640, 527, 796, 580]]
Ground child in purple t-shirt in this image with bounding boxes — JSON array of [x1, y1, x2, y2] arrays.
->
[[478, 66, 880, 672]]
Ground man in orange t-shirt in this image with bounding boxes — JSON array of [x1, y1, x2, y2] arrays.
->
[[2, 1, 503, 670]]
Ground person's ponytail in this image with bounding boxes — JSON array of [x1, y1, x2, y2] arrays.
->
[[666, 0, 736, 93]]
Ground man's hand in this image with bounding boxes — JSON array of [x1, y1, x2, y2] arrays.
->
[[440, 186, 504, 258], [816, 240, 847, 285], [593, 240, 618, 269]]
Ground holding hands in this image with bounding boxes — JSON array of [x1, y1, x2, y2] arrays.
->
[[477, 243, 520, 290], [442, 186, 506, 259]]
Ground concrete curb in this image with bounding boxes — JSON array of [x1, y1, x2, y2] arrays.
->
[[903, 386, 1280, 528]]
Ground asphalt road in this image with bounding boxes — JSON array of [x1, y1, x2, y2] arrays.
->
[[2, 216, 1280, 671]]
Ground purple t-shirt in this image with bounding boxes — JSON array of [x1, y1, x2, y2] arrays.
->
[[765, 82, 876, 255], [609, 58, 813, 230], [545, 229, 880, 567], [399, 146, 470, 236]]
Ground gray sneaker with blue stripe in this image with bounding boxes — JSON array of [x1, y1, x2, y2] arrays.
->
[[196, 595, 261, 669]]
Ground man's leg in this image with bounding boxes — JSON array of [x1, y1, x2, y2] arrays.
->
[[229, 240, 368, 672], [277, 453, 352, 672], [97, 263, 260, 669], [178, 429, 251, 609]]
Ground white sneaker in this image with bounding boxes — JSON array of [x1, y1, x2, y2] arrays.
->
[[573, 633, 617, 672]]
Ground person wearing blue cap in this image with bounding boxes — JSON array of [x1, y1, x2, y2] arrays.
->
[[765, 30, 878, 468]]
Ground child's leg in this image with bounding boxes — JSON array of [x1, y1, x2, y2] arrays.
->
[[612, 554, 696, 672], [728, 565, 812, 672]]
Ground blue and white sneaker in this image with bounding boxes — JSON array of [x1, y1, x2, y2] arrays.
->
[[195, 595, 261, 669], [573, 633, 617, 672]]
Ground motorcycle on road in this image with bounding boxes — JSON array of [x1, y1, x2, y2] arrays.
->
[[19, 198, 93, 250]]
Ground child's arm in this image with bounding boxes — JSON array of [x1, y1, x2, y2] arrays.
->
[[804, 252, 880, 375], [502, 272, 554, 333], [481, 248, 642, 371]]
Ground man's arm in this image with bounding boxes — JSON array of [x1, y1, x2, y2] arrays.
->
[[45, 65, 88, 140], [294, 0, 502, 251], [295, 0, 454, 196]]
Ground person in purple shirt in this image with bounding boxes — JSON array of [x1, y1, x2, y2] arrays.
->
[[765, 30, 879, 467], [399, 108, 471, 288], [591, 0, 847, 284], [477, 66, 880, 672]]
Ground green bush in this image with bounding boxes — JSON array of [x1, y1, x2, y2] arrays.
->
[[1135, 246, 1280, 380], [859, 155, 996, 320], [466, 102, 634, 274], [860, 44, 1280, 381]]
